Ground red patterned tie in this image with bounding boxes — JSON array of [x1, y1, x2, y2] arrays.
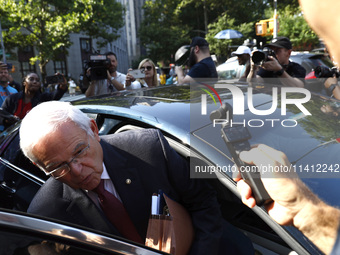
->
[[93, 180, 143, 244]]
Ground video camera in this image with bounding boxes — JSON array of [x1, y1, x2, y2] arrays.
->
[[314, 66, 340, 78], [251, 47, 276, 65], [84, 55, 110, 80]]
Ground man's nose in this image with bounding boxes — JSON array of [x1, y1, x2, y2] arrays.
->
[[69, 160, 83, 176]]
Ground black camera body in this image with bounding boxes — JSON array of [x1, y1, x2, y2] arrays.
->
[[314, 66, 340, 78], [84, 55, 110, 80], [252, 47, 276, 65]]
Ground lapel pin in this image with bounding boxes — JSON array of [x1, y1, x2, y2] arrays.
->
[[125, 179, 132, 184]]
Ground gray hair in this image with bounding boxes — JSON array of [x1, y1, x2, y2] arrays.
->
[[20, 101, 92, 162]]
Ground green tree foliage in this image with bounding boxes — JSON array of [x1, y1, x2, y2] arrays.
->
[[140, 0, 269, 64], [275, 0, 300, 10], [78, 1, 124, 48], [277, 6, 319, 50], [139, 0, 321, 65], [0, 0, 124, 78], [139, 0, 189, 65]]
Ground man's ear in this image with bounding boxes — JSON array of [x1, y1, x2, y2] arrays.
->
[[90, 119, 100, 141]]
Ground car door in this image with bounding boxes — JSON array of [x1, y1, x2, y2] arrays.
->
[[0, 209, 167, 255], [0, 125, 45, 211]]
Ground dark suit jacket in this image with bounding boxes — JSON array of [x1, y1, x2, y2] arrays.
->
[[27, 129, 223, 255]]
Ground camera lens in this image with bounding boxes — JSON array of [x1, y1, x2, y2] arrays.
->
[[252, 51, 266, 65]]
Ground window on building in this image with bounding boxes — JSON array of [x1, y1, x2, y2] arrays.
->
[[53, 60, 67, 75], [18, 46, 36, 77], [80, 38, 92, 72], [53, 47, 67, 75]]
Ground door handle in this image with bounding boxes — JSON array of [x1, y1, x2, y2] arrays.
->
[[0, 181, 16, 194]]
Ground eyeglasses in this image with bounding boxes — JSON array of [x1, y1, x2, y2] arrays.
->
[[27, 77, 40, 82], [140, 66, 153, 72], [42, 143, 90, 179]]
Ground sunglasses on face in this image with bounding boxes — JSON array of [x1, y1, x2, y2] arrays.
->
[[140, 66, 153, 71]]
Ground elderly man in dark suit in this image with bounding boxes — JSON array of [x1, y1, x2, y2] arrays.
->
[[20, 101, 254, 254]]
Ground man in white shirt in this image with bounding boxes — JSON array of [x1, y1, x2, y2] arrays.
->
[[85, 52, 126, 97]]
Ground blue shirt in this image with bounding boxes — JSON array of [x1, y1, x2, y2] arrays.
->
[[0, 85, 18, 106], [0, 85, 18, 131], [188, 57, 218, 79]]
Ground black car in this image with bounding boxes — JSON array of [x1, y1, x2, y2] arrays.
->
[[290, 52, 335, 94], [289, 52, 333, 75], [1, 83, 339, 254]]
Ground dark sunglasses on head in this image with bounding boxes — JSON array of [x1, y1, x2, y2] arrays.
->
[[140, 66, 152, 71]]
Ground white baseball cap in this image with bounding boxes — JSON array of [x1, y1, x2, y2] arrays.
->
[[231, 46, 251, 56]]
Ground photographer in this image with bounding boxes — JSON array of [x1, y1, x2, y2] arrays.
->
[[247, 37, 306, 88], [85, 52, 126, 97], [175, 37, 218, 84]]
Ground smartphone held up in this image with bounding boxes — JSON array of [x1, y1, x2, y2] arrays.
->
[[128, 69, 145, 79]]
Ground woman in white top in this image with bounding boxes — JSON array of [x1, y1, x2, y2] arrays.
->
[[126, 58, 159, 89]]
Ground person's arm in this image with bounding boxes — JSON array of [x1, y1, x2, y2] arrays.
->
[[324, 77, 340, 100], [85, 68, 97, 97], [261, 57, 304, 87], [234, 144, 340, 255], [247, 63, 263, 85], [107, 71, 125, 91], [125, 71, 135, 89], [57, 74, 68, 91], [277, 70, 305, 88], [175, 66, 195, 85], [239, 61, 251, 82], [49, 74, 68, 100], [85, 81, 97, 97]]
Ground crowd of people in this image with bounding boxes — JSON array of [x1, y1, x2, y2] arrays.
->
[[82, 33, 335, 99], [82, 36, 218, 97], [1, 0, 340, 253], [0, 62, 69, 131]]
